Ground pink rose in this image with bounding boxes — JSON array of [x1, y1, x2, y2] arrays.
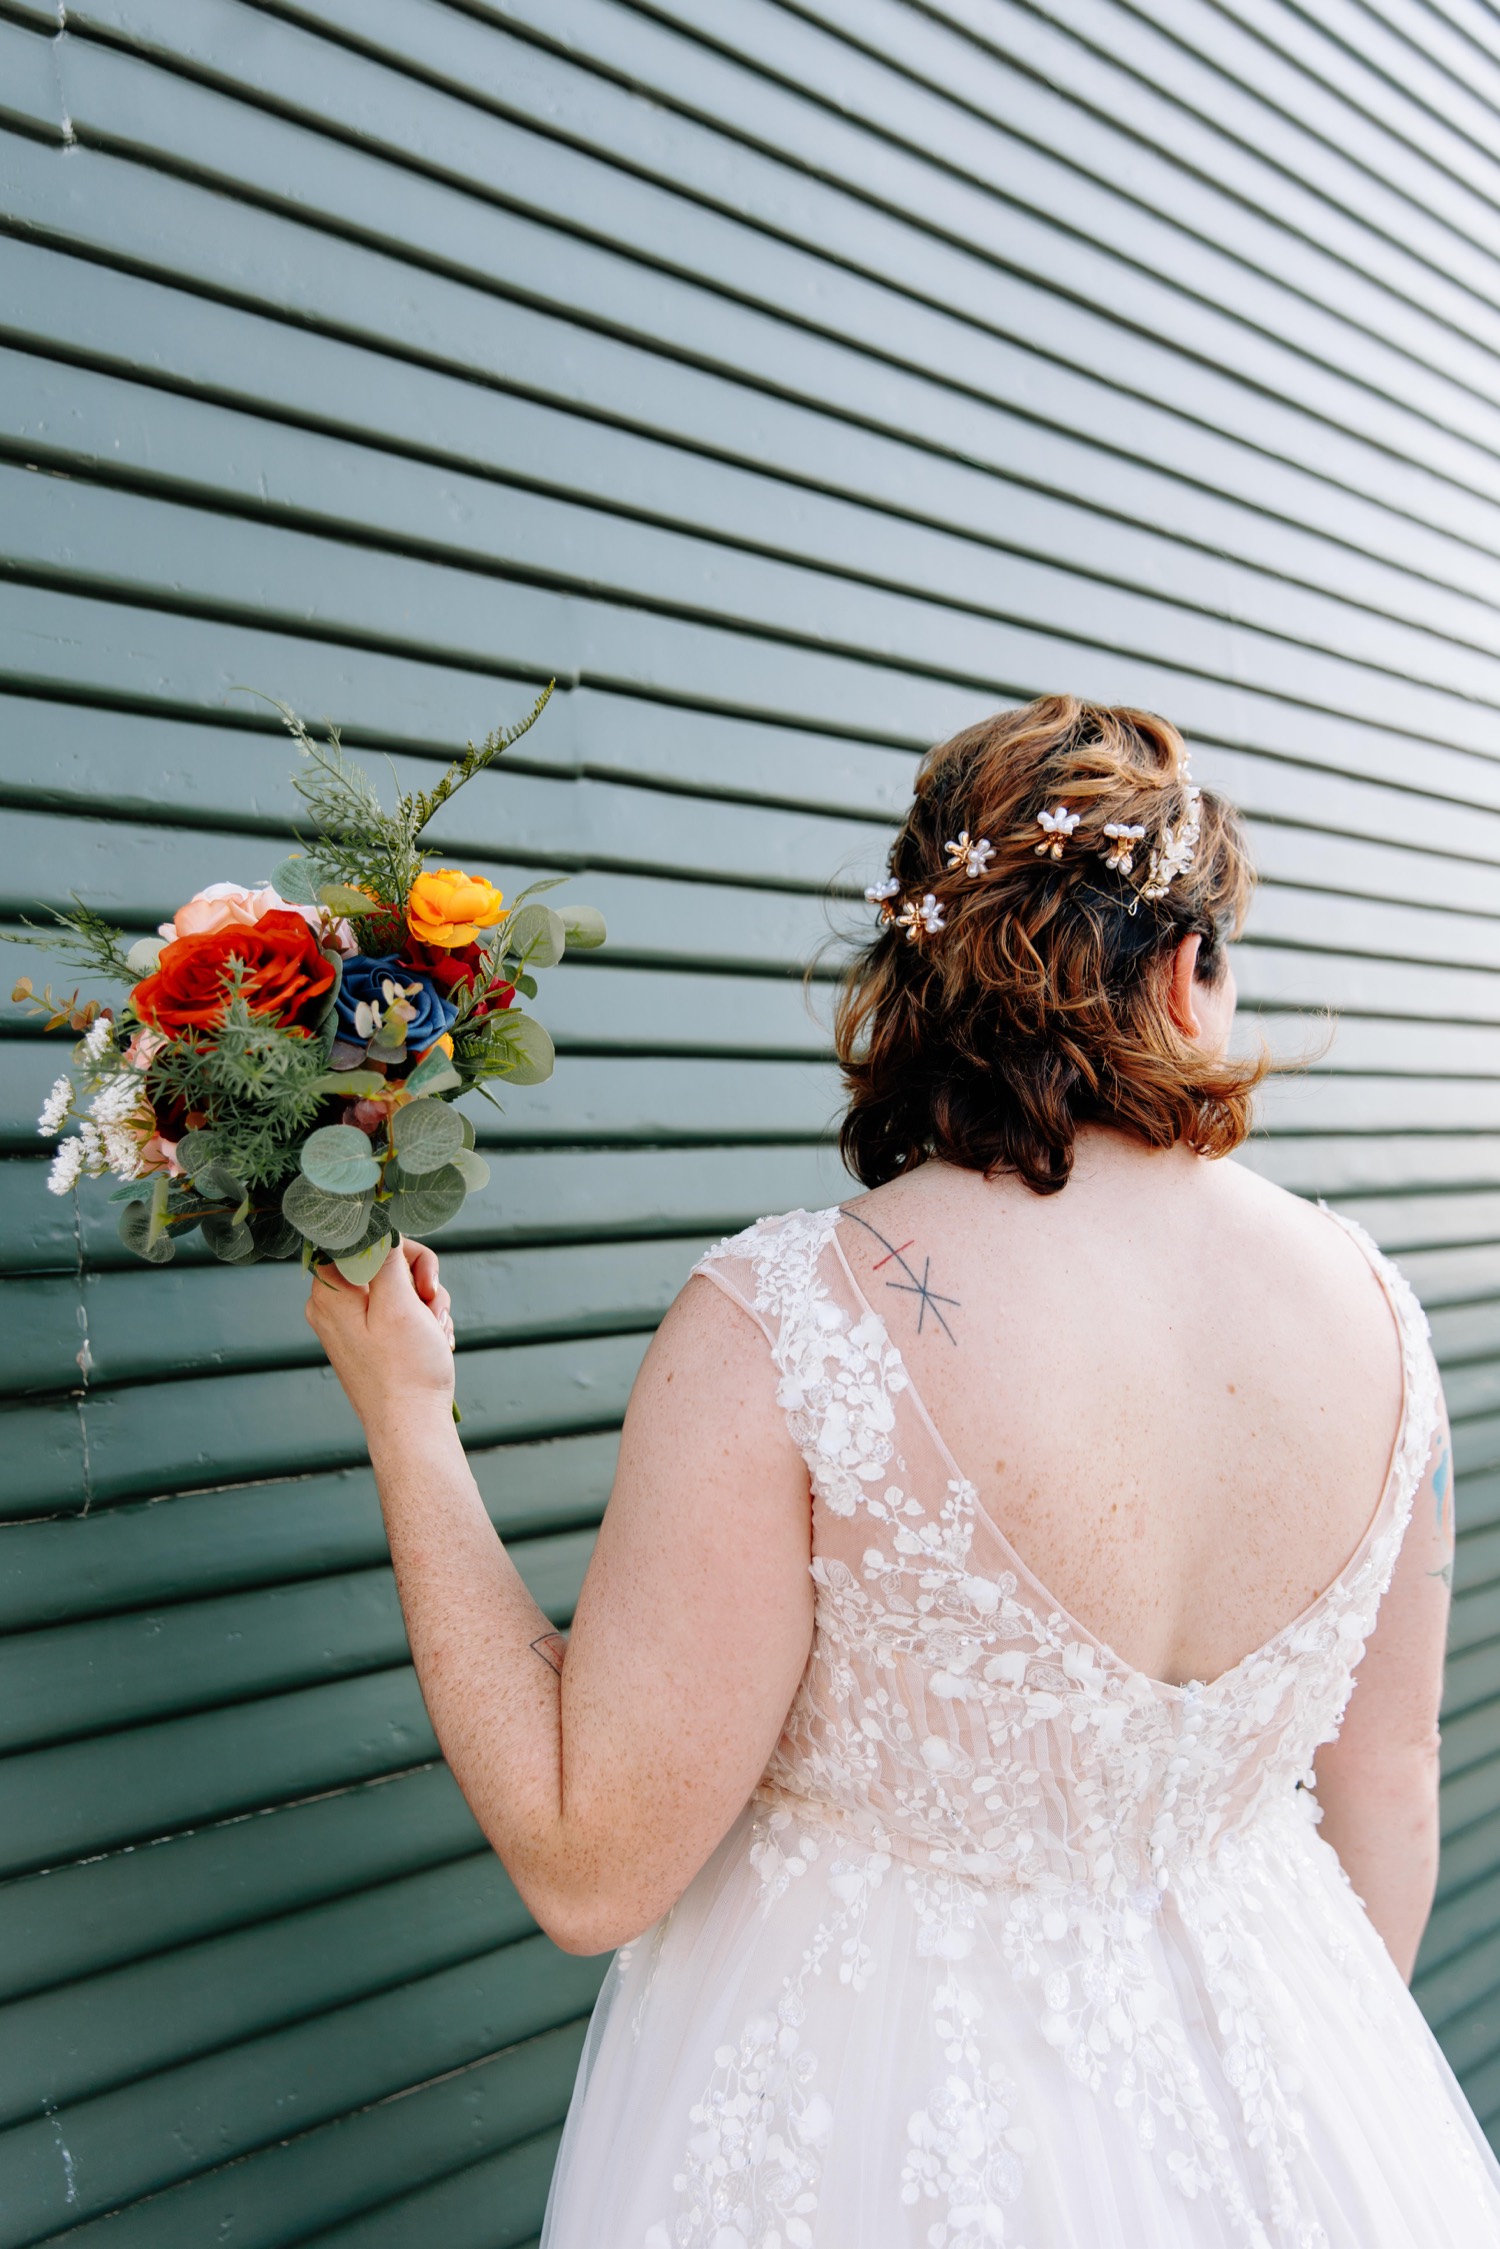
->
[[158, 882, 356, 955]]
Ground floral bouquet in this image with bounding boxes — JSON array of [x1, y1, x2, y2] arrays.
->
[[19, 686, 603, 1281]]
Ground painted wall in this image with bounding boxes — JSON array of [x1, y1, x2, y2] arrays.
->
[[4, 0, 1500, 2237]]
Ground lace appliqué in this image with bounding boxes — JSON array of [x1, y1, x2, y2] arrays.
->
[[688, 1205, 1447, 2249]]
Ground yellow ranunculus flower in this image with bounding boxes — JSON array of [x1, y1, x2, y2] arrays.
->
[[406, 868, 507, 948]]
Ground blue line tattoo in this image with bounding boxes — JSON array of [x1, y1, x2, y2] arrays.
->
[[838, 1206, 959, 1344], [1434, 1445, 1451, 1531]]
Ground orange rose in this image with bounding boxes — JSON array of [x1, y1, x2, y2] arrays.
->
[[406, 868, 506, 949], [131, 911, 338, 1034]]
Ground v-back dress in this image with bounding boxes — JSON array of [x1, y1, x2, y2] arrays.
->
[[539, 1204, 1500, 2248]]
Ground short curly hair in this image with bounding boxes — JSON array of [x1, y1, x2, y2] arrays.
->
[[834, 695, 1268, 1196]]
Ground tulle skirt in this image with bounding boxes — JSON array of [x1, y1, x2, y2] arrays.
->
[[540, 1792, 1500, 2248]]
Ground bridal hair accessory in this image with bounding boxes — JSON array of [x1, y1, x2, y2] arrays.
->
[[1034, 804, 1081, 858], [1100, 822, 1146, 873], [1137, 784, 1202, 904], [944, 830, 995, 878], [864, 874, 902, 925], [897, 892, 946, 941]]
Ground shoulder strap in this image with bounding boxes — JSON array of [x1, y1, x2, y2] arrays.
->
[[1316, 1201, 1443, 1574]]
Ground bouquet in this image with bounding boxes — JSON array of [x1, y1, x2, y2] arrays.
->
[[19, 686, 603, 1281]]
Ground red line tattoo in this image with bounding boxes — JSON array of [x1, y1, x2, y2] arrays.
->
[[530, 1630, 568, 1675]]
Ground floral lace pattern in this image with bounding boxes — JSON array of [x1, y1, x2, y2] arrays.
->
[[655, 1204, 1444, 2247]]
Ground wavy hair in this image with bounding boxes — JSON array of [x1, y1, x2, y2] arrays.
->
[[835, 695, 1270, 1196]]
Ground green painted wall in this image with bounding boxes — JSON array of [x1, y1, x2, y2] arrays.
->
[[3, 0, 1500, 2236]]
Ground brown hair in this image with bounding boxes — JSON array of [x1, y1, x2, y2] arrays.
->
[[835, 695, 1268, 1196]]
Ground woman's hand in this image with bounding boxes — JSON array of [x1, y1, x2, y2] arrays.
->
[[306, 1236, 456, 1433]]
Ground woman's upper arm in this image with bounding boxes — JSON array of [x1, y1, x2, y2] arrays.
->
[[1315, 1389, 1454, 1803], [557, 1270, 814, 1940]]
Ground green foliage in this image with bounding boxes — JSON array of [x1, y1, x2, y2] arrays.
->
[[267, 683, 553, 920], [11, 904, 136, 986], [335, 1234, 394, 1283], [147, 967, 335, 1187], [282, 1174, 375, 1251], [386, 1164, 467, 1234], [391, 1097, 465, 1171], [458, 1008, 555, 1088], [300, 1123, 381, 1193]]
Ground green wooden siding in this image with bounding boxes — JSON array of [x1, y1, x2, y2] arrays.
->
[[3, 0, 1500, 2234]]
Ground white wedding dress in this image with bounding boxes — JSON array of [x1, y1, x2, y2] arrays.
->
[[539, 1204, 1500, 2247]]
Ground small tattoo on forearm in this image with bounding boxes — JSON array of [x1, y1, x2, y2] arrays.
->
[[530, 1630, 568, 1675], [838, 1206, 959, 1343]]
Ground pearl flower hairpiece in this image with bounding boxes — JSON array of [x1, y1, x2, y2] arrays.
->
[[896, 892, 945, 941], [1101, 821, 1146, 874], [1034, 804, 1081, 859], [945, 829, 995, 878], [864, 874, 901, 924]]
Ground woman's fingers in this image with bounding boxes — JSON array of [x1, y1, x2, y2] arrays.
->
[[401, 1236, 441, 1304]]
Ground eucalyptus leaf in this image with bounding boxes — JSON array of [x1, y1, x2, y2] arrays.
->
[[125, 936, 165, 974], [459, 1112, 476, 1149], [271, 853, 325, 906], [478, 1010, 555, 1087], [145, 1173, 171, 1250], [282, 1173, 374, 1251], [405, 1048, 461, 1097], [174, 1130, 220, 1178], [326, 1039, 372, 1072], [510, 874, 571, 904], [504, 902, 566, 970], [308, 1069, 387, 1096], [201, 1211, 259, 1263], [300, 1123, 381, 1193], [386, 1164, 467, 1233], [109, 1179, 155, 1204], [250, 1210, 303, 1260], [561, 905, 607, 950], [450, 1147, 490, 1193], [391, 1097, 465, 1172], [318, 883, 377, 915], [514, 972, 538, 999], [193, 1162, 248, 1205], [333, 1234, 394, 1284], [118, 1201, 176, 1263]]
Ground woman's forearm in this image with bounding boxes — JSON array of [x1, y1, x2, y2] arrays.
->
[[1314, 1749, 1440, 1983], [365, 1404, 602, 1943]]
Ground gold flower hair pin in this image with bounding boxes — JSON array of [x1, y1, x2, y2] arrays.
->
[[1034, 804, 1081, 859], [944, 829, 995, 878], [1100, 821, 1146, 873], [896, 892, 946, 941], [864, 874, 901, 925]]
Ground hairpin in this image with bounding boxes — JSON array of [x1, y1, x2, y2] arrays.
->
[[945, 830, 995, 878], [1100, 822, 1146, 874], [1138, 785, 1201, 902], [1034, 805, 1081, 859], [896, 892, 946, 941], [864, 874, 901, 925]]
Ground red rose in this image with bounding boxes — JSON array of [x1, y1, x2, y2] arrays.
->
[[402, 939, 515, 1018], [131, 910, 338, 1034]]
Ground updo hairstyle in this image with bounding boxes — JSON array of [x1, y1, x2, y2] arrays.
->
[[835, 695, 1267, 1196]]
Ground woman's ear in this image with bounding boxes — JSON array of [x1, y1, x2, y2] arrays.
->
[[1166, 932, 1204, 1040]]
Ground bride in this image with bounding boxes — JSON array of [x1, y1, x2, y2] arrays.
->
[[308, 696, 1500, 2246]]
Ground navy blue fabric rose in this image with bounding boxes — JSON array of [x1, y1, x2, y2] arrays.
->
[[333, 955, 458, 1051]]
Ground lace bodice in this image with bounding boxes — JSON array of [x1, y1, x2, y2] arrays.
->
[[694, 1203, 1439, 1907]]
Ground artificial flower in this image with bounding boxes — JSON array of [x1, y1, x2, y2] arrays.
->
[[131, 911, 338, 1034], [406, 867, 506, 948], [159, 881, 357, 955], [333, 955, 457, 1053], [402, 938, 515, 1018]]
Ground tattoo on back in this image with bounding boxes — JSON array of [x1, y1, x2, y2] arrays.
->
[[530, 1630, 568, 1675], [838, 1205, 959, 1344]]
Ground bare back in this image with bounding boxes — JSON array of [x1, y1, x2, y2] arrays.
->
[[836, 1133, 1406, 1691]]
